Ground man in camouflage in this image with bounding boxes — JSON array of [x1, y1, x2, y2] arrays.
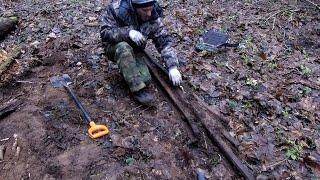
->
[[100, 0, 182, 105]]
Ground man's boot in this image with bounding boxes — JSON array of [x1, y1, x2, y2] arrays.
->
[[133, 88, 154, 106]]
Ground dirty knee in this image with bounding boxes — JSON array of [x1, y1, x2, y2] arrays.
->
[[115, 42, 133, 56]]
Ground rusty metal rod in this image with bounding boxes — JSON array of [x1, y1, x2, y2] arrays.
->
[[143, 50, 239, 147], [142, 50, 255, 180], [142, 56, 201, 140]]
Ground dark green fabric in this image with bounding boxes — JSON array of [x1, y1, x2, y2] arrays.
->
[[100, 0, 179, 68], [105, 41, 151, 92]]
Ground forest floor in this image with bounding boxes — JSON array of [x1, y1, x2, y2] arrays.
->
[[0, 0, 319, 179]]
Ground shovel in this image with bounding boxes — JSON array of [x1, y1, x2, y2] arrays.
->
[[50, 74, 109, 139]]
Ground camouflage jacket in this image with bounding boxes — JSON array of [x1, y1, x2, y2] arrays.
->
[[100, 0, 179, 68]]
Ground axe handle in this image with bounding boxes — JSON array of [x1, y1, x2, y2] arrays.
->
[[63, 84, 92, 123]]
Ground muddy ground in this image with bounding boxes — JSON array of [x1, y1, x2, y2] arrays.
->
[[0, 0, 319, 179]]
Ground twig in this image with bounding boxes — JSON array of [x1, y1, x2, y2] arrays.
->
[[263, 117, 288, 131], [304, 0, 320, 10], [18, 81, 46, 85], [0, 137, 10, 142], [286, 79, 320, 90], [126, 105, 143, 114], [12, 134, 18, 151], [266, 10, 283, 20], [265, 8, 300, 20], [266, 159, 286, 169], [202, 132, 208, 150], [16, 80, 34, 84], [272, 17, 276, 30], [138, 106, 152, 115]]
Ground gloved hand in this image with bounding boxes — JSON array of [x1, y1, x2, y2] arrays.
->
[[129, 30, 146, 47], [169, 66, 182, 86]]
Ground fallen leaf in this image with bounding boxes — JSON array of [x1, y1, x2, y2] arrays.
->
[[258, 51, 267, 60]]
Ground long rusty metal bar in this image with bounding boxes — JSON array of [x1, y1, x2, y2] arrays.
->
[[142, 50, 255, 180], [143, 51, 239, 147], [142, 54, 201, 141]]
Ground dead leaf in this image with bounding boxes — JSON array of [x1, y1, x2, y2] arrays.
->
[[0, 50, 8, 64], [258, 51, 267, 60], [96, 87, 104, 96]]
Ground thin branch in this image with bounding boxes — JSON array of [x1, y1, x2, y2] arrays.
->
[[303, 0, 320, 10], [266, 10, 283, 20], [272, 17, 276, 30], [266, 159, 287, 169]]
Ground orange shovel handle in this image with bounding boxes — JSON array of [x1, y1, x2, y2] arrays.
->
[[88, 121, 109, 139]]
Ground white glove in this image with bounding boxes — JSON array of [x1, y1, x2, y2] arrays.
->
[[169, 66, 182, 86], [129, 30, 146, 46]]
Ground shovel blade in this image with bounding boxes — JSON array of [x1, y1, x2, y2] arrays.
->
[[50, 74, 72, 88]]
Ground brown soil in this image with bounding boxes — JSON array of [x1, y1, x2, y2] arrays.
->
[[0, 0, 319, 179]]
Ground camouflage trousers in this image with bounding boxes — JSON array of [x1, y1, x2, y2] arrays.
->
[[105, 42, 151, 92]]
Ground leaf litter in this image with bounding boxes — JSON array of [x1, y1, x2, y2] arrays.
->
[[0, 0, 319, 179]]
